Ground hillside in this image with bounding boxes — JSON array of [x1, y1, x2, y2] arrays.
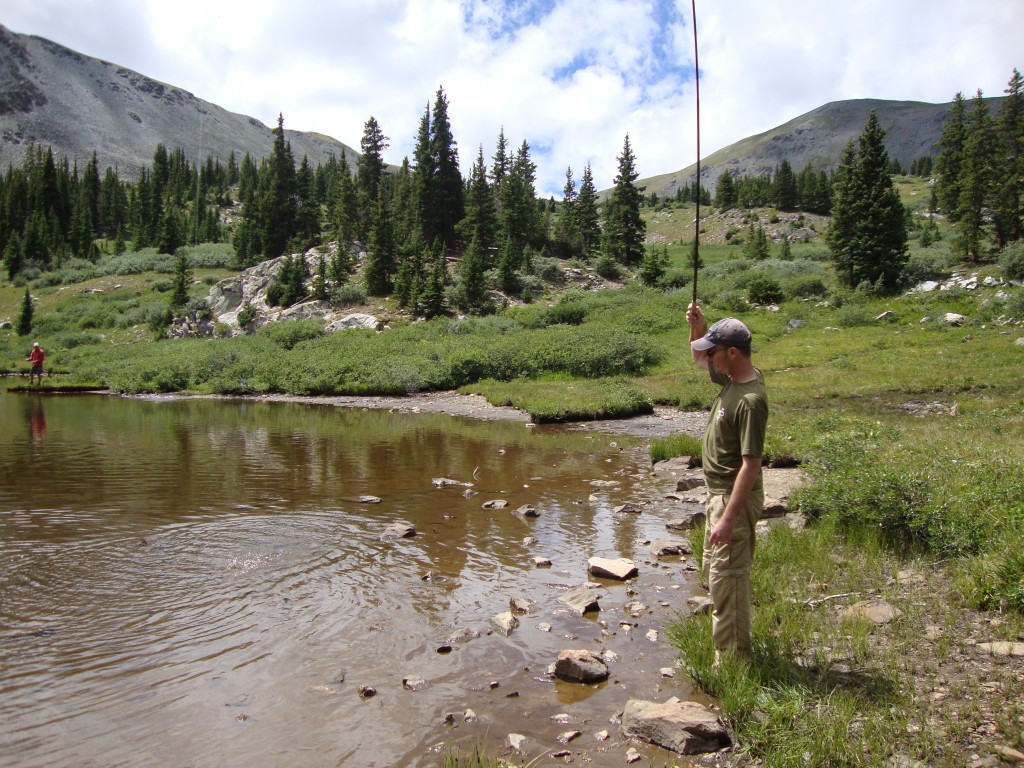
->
[[637, 97, 1001, 199], [0, 24, 358, 176]]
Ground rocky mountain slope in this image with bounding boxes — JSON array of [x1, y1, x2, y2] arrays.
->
[[0, 24, 357, 176], [638, 96, 1001, 198]]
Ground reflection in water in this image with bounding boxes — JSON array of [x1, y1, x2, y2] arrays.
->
[[0, 385, 700, 767]]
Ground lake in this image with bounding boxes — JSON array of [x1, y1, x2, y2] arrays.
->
[[0, 382, 707, 767]]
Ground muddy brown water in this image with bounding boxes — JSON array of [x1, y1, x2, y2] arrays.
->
[[0, 382, 713, 767]]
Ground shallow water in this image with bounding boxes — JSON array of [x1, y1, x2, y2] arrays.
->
[[0, 383, 707, 767]]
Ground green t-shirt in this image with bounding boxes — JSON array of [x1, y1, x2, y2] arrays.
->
[[702, 367, 769, 495]]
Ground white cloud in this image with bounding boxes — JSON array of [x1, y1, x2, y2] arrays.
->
[[3, 0, 1022, 197]]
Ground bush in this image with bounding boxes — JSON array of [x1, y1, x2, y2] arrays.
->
[[334, 282, 367, 307], [998, 240, 1024, 281], [257, 320, 324, 350], [236, 303, 257, 327], [786, 276, 829, 299], [1006, 289, 1024, 317], [901, 250, 950, 286], [594, 253, 621, 280], [746, 274, 784, 305]]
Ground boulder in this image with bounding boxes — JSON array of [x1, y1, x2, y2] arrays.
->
[[490, 611, 519, 636], [651, 539, 690, 557], [558, 587, 602, 615], [761, 497, 789, 518], [324, 313, 379, 332], [382, 521, 416, 539], [533, 556, 552, 568], [621, 698, 731, 754], [512, 504, 540, 519], [943, 312, 966, 326], [588, 557, 638, 580], [675, 474, 706, 492], [508, 596, 534, 615], [687, 596, 714, 615], [553, 649, 609, 683], [666, 510, 706, 530]]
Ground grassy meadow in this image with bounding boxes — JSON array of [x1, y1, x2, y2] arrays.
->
[[3, 181, 1024, 766]]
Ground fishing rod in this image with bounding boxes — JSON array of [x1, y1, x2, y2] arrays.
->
[[691, 0, 701, 306]]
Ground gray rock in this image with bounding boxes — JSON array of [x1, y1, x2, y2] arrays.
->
[[876, 310, 897, 321], [382, 521, 416, 539], [624, 601, 648, 616], [533, 556, 552, 568], [687, 596, 714, 615], [614, 502, 644, 514], [482, 499, 508, 509], [512, 503, 540, 519], [761, 497, 789, 518], [557, 730, 582, 744], [358, 495, 381, 504], [509, 596, 534, 615], [490, 611, 519, 636], [626, 747, 642, 763], [1016, 337, 1024, 347], [621, 698, 731, 754], [402, 675, 428, 690], [553, 649, 610, 683], [559, 587, 602, 616], [323, 313, 379, 332], [432, 477, 473, 488], [666, 510, 706, 530], [588, 557, 638, 580], [944, 312, 966, 326], [651, 539, 690, 557], [976, 641, 1024, 657], [841, 598, 902, 625], [507, 734, 528, 752], [447, 627, 480, 644], [675, 474, 706, 492]]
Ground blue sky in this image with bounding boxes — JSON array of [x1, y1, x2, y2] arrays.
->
[[3, 0, 1022, 197]]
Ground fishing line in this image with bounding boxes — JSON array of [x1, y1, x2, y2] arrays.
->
[[690, 0, 701, 305]]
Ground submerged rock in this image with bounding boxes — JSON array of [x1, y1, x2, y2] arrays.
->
[[558, 587, 602, 616], [432, 477, 473, 488]]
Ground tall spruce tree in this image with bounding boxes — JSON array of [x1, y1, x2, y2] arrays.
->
[[935, 92, 967, 218], [462, 146, 498, 254], [715, 171, 737, 210], [773, 160, 797, 211], [365, 197, 396, 295], [955, 90, 998, 261], [257, 114, 298, 259], [356, 117, 389, 240], [16, 287, 33, 336], [827, 111, 908, 292], [994, 69, 1024, 247], [554, 166, 580, 258], [602, 134, 646, 267], [575, 163, 601, 259]]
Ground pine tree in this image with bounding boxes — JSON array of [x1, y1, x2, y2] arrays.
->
[[993, 68, 1024, 247], [715, 171, 737, 210], [743, 224, 770, 260], [954, 90, 998, 262], [935, 92, 967, 218], [419, 239, 448, 319], [356, 116, 389, 240], [490, 127, 510, 202], [257, 114, 298, 259], [779, 237, 793, 260], [458, 233, 488, 309], [16, 287, 33, 336], [365, 197, 396, 295], [462, 146, 498, 254], [773, 160, 796, 211], [312, 253, 329, 301], [575, 163, 601, 259], [332, 151, 360, 244], [827, 111, 909, 292], [638, 245, 668, 286], [602, 134, 646, 267], [170, 252, 191, 310], [554, 166, 580, 258]]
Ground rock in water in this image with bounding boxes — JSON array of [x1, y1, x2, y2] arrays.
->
[[588, 557, 638, 580], [558, 587, 602, 615], [490, 611, 519, 636], [553, 649, 609, 683], [382, 521, 416, 539], [621, 698, 731, 754]]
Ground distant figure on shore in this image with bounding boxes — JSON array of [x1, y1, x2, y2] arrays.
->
[[27, 342, 45, 385]]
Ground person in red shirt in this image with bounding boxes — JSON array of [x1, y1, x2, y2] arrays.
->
[[27, 342, 45, 385]]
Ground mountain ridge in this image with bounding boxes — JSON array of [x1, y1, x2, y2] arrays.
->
[[0, 24, 358, 176]]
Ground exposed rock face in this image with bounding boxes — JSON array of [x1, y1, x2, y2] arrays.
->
[[621, 698, 731, 754], [553, 650, 609, 683]]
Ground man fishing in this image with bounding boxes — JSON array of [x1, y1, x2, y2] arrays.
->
[[27, 341, 45, 385], [685, 303, 768, 661]]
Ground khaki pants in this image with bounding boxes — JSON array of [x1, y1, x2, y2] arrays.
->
[[703, 490, 762, 658]]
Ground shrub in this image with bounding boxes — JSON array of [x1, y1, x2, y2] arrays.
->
[[257, 319, 324, 350], [786, 276, 829, 299], [533, 256, 566, 283], [545, 302, 587, 326], [1006, 289, 1024, 317], [746, 274, 784, 305], [998, 240, 1024, 281], [236, 303, 257, 327], [333, 282, 367, 307], [594, 253, 621, 280]]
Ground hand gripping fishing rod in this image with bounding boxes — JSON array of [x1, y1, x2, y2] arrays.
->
[[691, 0, 701, 306]]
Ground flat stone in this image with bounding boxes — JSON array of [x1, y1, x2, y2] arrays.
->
[[666, 511, 706, 530], [651, 539, 690, 557], [533, 556, 552, 567], [842, 598, 903, 625], [508, 734, 528, 752], [687, 596, 714, 615], [588, 557, 638, 580], [482, 499, 508, 509], [513, 504, 540, 518], [761, 497, 789, 518], [977, 641, 1024, 657], [675, 474, 706, 492], [432, 477, 473, 488], [621, 698, 731, 754], [559, 587, 601, 615], [614, 502, 644, 514], [447, 627, 480, 644], [994, 745, 1024, 763], [509, 596, 534, 615], [358, 495, 382, 504]]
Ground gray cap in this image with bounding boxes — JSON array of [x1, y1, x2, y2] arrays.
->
[[691, 317, 751, 351]]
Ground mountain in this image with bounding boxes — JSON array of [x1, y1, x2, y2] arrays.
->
[[637, 97, 1001, 199], [0, 24, 358, 176]]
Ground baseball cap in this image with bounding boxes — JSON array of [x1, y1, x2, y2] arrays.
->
[[33, 342, 39, 347], [691, 317, 751, 352]]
